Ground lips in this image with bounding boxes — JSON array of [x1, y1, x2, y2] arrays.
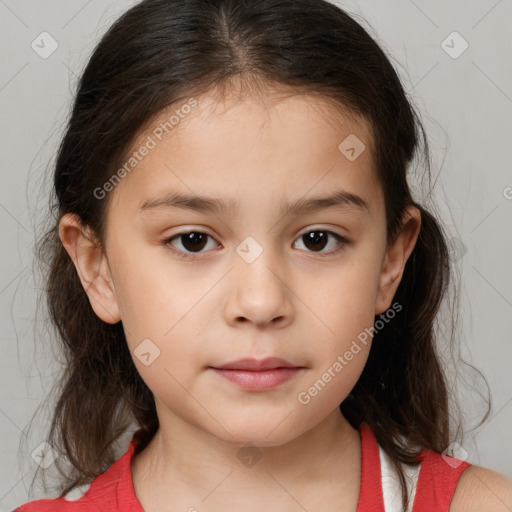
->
[[212, 357, 300, 371], [210, 357, 304, 391]]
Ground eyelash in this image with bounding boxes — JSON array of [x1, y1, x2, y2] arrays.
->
[[162, 229, 350, 259]]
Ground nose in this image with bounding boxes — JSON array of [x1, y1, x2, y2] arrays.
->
[[222, 243, 294, 329]]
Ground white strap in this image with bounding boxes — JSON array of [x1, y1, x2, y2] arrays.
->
[[379, 445, 421, 512], [63, 482, 91, 501]]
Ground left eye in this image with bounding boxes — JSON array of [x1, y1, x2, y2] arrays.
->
[[163, 229, 348, 257], [293, 230, 347, 254]]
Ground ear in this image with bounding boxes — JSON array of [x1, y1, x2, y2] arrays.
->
[[59, 213, 121, 324], [375, 206, 421, 315]]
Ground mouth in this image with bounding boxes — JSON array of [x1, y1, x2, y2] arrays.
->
[[209, 357, 305, 391], [212, 357, 301, 371]]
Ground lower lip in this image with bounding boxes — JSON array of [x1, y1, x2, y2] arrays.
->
[[211, 367, 302, 390]]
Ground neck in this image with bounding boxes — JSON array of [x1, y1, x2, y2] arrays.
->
[[131, 407, 361, 511]]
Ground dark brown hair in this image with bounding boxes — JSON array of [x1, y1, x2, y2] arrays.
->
[[30, 0, 476, 508]]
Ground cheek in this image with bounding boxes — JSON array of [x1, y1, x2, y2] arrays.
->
[[299, 249, 382, 385], [109, 249, 209, 378], [108, 242, 189, 337], [306, 255, 381, 335], [293, 326, 371, 435]]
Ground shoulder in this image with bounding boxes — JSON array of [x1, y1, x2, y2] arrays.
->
[[13, 483, 93, 512], [13, 499, 71, 511], [450, 465, 512, 511], [14, 433, 142, 512]]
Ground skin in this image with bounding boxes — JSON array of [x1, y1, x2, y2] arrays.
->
[[59, 85, 512, 511]]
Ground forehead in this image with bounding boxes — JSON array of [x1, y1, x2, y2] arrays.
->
[[164, 86, 374, 157], [105, 86, 382, 221]]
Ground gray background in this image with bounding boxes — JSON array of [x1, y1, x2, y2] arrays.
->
[[1, 0, 511, 509]]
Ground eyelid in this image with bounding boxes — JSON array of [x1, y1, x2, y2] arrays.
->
[[162, 229, 220, 258], [296, 224, 349, 239], [293, 228, 349, 257]]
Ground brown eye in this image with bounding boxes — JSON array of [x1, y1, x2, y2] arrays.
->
[[164, 231, 218, 255], [303, 231, 329, 251], [293, 230, 347, 254], [179, 232, 208, 252]]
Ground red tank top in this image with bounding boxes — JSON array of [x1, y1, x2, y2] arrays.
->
[[13, 423, 469, 511]]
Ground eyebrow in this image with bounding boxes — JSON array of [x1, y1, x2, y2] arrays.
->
[[139, 189, 371, 217]]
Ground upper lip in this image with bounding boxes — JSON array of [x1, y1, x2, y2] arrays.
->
[[212, 357, 300, 371]]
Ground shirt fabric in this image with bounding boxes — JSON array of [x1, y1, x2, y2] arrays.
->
[[13, 423, 470, 512]]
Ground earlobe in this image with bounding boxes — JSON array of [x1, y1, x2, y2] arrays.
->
[[375, 206, 421, 315], [59, 213, 121, 324]]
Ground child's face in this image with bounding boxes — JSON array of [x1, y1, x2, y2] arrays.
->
[[68, 87, 419, 446]]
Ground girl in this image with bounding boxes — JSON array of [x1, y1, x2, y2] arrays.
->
[[13, 0, 512, 511]]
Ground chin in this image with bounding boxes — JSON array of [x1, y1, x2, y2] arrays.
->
[[208, 420, 302, 448]]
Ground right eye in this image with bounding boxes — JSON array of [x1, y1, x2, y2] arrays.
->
[[162, 231, 220, 257]]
